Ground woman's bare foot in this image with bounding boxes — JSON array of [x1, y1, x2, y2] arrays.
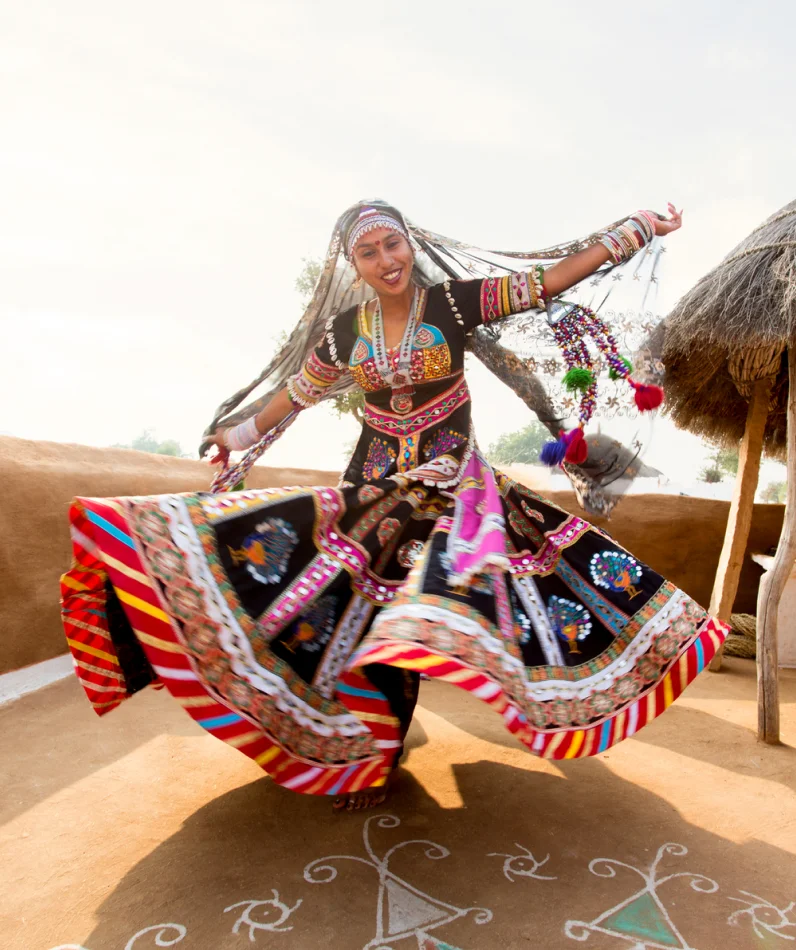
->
[[333, 744, 406, 812], [332, 785, 388, 812]]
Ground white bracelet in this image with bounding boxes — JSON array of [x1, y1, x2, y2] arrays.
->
[[223, 416, 261, 452]]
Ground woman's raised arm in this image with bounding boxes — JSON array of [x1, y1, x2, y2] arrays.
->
[[542, 203, 683, 299]]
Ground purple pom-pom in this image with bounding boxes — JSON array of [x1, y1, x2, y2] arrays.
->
[[540, 435, 567, 467]]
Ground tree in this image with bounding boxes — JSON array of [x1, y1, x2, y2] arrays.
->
[[486, 422, 549, 466], [699, 445, 740, 484], [761, 481, 787, 504], [330, 390, 365, 424], [716, 447, 739, 476], [294, 257, 322, 300], [113, 430, 188, 457]]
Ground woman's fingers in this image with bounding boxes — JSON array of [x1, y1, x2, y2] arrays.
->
[[661, 203, 683, 232]]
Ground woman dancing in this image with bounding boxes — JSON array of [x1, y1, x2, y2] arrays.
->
[[61, 199, 727, 811]]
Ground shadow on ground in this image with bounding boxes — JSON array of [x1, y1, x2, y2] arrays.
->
[[419, 659, 796, 796], [0, 676, 197, 826], [64, 711, 796, 949], [5, 661, 795, 949]]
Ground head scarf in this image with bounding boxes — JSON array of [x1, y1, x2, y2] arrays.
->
[[202, 199, 666, 516]]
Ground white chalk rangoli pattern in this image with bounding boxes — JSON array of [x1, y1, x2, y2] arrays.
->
[[564, 843, 719, 949], [727, 890, 796, 942], [303, 814, 492, 950], [225, 892, 303, 939], [45, 830, 796, 950], [488, 843, 557, 882], [50, 923, 187, 950]]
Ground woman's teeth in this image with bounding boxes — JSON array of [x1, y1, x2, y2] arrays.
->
[[382, 270, 401, 283]]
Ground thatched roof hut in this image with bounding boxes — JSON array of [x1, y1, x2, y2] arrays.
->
[[647, 199, 796, 458], [643, 198, 796, 744]]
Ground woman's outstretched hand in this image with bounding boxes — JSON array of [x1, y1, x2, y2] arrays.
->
[[204, 430, 229, 465], [652, 202, 683, 236]]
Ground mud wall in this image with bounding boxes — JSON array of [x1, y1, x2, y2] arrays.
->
[[549, 489, 783, 617], [0, 436, 783, 674], [0, 436, 339, 675]]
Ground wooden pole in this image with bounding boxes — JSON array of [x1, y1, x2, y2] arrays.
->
[[757, 345, 796, 743], [707, 376, 773, 671]]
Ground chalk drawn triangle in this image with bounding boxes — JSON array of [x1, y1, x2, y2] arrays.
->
[[418, 936, 463, 950], [600, 891, 681, 946], [385, 878, 452, 935]]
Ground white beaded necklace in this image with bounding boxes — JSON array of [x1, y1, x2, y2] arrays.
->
[[370, 286, 425, 413]]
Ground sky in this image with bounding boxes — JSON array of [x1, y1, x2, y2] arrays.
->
[[2, 0, 794, 493]]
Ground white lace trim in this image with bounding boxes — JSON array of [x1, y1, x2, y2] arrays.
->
[[372, 601, 508, 657], [371, 588, 691, 703], [524, 589, 689, 702], [158, 497, 369, 738]]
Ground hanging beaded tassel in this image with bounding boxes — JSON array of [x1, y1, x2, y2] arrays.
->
[[540, 304, 664, 467]]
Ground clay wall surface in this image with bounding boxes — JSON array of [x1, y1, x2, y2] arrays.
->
[[0, 436, 338, 674], [539, 488, 782, 616], [0, 436, 783, 674]]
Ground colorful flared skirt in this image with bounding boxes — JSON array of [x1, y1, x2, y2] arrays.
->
[[60, 457, 728, 796]]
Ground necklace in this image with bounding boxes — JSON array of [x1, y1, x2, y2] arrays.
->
[[370, 286, 425, 414]]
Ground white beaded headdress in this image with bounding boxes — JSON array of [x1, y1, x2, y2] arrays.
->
[[344, 207, 410, 261]]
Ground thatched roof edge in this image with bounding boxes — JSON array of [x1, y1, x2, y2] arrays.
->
[[665, 200, 796, 357]]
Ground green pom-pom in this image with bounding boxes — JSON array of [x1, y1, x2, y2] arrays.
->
[[609, 356, 633, 381], [562, 367, 595, 393]]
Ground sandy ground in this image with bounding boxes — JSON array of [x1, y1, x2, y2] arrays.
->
[[2, 660, 795, 950]]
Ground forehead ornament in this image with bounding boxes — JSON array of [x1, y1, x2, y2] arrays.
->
[[344, 208, 410, 260]]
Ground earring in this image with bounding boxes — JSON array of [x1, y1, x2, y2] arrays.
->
[[352, 275, 363, 290]]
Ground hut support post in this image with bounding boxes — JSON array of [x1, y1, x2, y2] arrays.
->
[[707, 376, 773, 671], [757, 346, 796, 743]]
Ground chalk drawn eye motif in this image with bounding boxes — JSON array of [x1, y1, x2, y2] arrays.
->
[[224, 891, 303, 937], [727, 890, 796, 941], [487, 844, 557, 883]]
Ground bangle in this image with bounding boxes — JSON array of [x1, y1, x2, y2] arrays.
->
[[627, 214, 650, 243], [600, 232, 624, 264], [628, 219, 649, 244], [600, 211, 655, 265], [223, 416, 261, 452], [636, 210, 659, 240], [616, 224, 640, 257], [629, 211, 652, 241], [631, 213, 654, 241]]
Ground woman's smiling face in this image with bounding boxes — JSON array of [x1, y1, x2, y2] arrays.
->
[[352, 227, 414, 296]]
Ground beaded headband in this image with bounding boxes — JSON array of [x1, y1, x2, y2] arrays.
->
[[344, 208, 410, 260]]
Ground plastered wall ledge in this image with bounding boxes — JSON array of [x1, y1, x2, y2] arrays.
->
[[0, 653, 73, 707]]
